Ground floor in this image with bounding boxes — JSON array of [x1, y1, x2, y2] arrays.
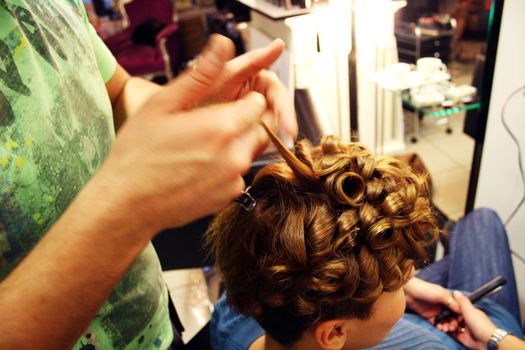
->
[[404, 60, 476, 221], [164, 269, 214, 344]]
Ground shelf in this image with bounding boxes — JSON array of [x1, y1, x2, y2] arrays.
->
[[371, 70, 451, 93], [236, 0, 311, 20], [403, 98, 480, 119]]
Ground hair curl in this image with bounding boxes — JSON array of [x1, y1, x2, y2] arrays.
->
[[205, 132, 437, 345]]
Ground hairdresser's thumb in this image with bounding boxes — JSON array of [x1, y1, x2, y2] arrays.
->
[[152, 34, 235, 111]]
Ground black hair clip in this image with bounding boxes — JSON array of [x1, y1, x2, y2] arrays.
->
[[234, 186, 256, 211]]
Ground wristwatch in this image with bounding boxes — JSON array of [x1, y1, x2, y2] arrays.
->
[[487, 328, 509, 349]]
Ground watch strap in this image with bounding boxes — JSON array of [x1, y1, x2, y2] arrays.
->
[[487, 328, 509, 350]]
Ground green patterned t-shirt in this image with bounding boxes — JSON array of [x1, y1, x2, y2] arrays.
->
[[0, 0, 173, 348]]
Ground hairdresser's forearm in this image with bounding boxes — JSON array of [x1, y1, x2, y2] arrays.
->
[[107, 65, 162, 130], [0, 171, 155, 349]]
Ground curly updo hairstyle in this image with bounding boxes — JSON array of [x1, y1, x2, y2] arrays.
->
[[205, 129, 437, 345]]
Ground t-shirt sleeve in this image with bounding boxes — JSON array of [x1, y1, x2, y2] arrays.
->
[[86, 23, 117, 83], [73, 0, 117, 83]]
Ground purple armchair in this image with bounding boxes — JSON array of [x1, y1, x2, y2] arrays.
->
[[104, 0, 181, 79]]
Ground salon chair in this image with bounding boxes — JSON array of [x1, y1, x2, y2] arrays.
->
[[104, 0, 182, 78]]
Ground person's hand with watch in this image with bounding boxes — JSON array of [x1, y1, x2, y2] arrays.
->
[[452, 291, 525, 349]]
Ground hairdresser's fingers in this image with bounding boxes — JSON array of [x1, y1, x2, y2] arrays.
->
[[222, 39, 285, 86], [220, 92, 268, 136], [197, 171, 246, 218], [152, 34, 235, 111], [168, 92, 265, 216], [223, 174, 247, 206], [232, 122, 270, 163], [198, 92, 268, 176], [253, 70, 297, 137]]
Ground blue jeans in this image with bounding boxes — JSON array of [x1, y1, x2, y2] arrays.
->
[[368, 208, 523, 349]]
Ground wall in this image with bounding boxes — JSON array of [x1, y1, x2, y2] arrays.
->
[[474, 0, 525, 323], [246, 3, 351, 141], [355, 0, 406, 155]]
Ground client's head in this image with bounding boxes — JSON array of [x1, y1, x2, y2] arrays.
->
[[206, 134, 437, 350]]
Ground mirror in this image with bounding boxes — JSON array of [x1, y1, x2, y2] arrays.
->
[[389, 0, 498, 223]]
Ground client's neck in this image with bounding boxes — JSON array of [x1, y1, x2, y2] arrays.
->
[[265, 336, 289, 350]]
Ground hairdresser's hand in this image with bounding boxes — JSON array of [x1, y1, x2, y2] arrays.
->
[[92, 36, 269, 235], [189, 35, 297, 138], [404, 277, 461, 331], [450, 291, 496, 350]]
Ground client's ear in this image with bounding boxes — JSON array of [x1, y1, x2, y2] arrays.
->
[[314, 320, 348, 349]]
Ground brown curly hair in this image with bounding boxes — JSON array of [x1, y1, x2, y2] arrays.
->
[[205, 130, 437, 345]]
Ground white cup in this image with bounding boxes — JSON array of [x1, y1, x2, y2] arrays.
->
[[388, 62, 412, 82], [417, 57, 446, 79]]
